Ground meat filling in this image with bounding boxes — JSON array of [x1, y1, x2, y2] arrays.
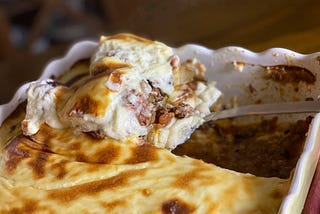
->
[[126, 80, 196, 127]]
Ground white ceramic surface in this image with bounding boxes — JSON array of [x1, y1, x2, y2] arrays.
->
[[1, 40, 320, 214], [175, 45, 320, 214]]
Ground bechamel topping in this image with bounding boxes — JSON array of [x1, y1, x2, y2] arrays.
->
[[22, 79, 65, 136], [22, 34, 221, 150]]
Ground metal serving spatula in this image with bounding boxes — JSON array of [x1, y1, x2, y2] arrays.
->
[[204, 101, 320, 122]]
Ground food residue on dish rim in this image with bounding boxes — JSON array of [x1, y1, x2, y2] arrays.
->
[[232, 61, 316, 84], [272, 52, 280, 57], [232, 61, 246, 72]]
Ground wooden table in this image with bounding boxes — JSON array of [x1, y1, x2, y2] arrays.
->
[[1, 0, 320, 104]]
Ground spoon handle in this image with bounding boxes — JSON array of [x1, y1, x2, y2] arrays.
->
[[205, 101, 320, 122]]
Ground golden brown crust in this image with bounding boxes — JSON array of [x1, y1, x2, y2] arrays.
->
[[69, 95, 101, 116], [48, 169, 147, 203], [0, 114, 290, 213], [100, 33, 154, 45], [90, 59, 131, 76]]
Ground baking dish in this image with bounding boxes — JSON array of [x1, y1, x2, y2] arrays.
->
[[175, 44, 320, 214], [1, 40, 320, 214]]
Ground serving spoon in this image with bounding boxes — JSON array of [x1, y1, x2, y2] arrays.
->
[[204, 101, 320, 122]]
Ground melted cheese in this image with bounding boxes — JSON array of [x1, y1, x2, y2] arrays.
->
[[22, 80, 65, 135]]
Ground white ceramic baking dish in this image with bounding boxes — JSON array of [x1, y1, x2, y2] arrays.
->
[[1, 40, 320, 214], [175, 44, 320, 214]]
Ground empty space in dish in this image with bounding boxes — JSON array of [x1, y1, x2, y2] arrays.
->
[[175, 45, 320, 214]]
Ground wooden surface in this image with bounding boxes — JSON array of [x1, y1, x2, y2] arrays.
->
[[1, 0, 320, 104]]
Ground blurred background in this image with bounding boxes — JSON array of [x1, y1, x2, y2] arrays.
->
[[0, 0, 320, 104]]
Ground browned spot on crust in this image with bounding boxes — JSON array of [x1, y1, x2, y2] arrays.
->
[[68, 141, 81, 151], [51, 160, 69, 179], [172, 166, 210, 190], [69, 95, 100, 116], [141, 188, 151, 196], [173, 170, 198, 189], [222, 185, 238, 206], [51, 86, 69, 110], [94, 144, 121, 164], [202, 194, 218, 213], [7, 199, 39, 214], [109, 71, 124, 84], [101, 33, 153, 44], [264, 65, 316, 84], [25, 136, 52, 153], [241, 177, 256, 199], [91, 62, 129, 76], [4, 135, 31, 173], [30, 124, 54, 147], [125, 143, 158, 164], [76, 153, 89, 162], [49, 169, 146, 202], [28, 151, 48, 179], [162, 198, 194, 214], [101, 200, 126, 211]]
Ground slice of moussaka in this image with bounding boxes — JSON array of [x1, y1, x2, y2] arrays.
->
[[0, 34, 291, 214]]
